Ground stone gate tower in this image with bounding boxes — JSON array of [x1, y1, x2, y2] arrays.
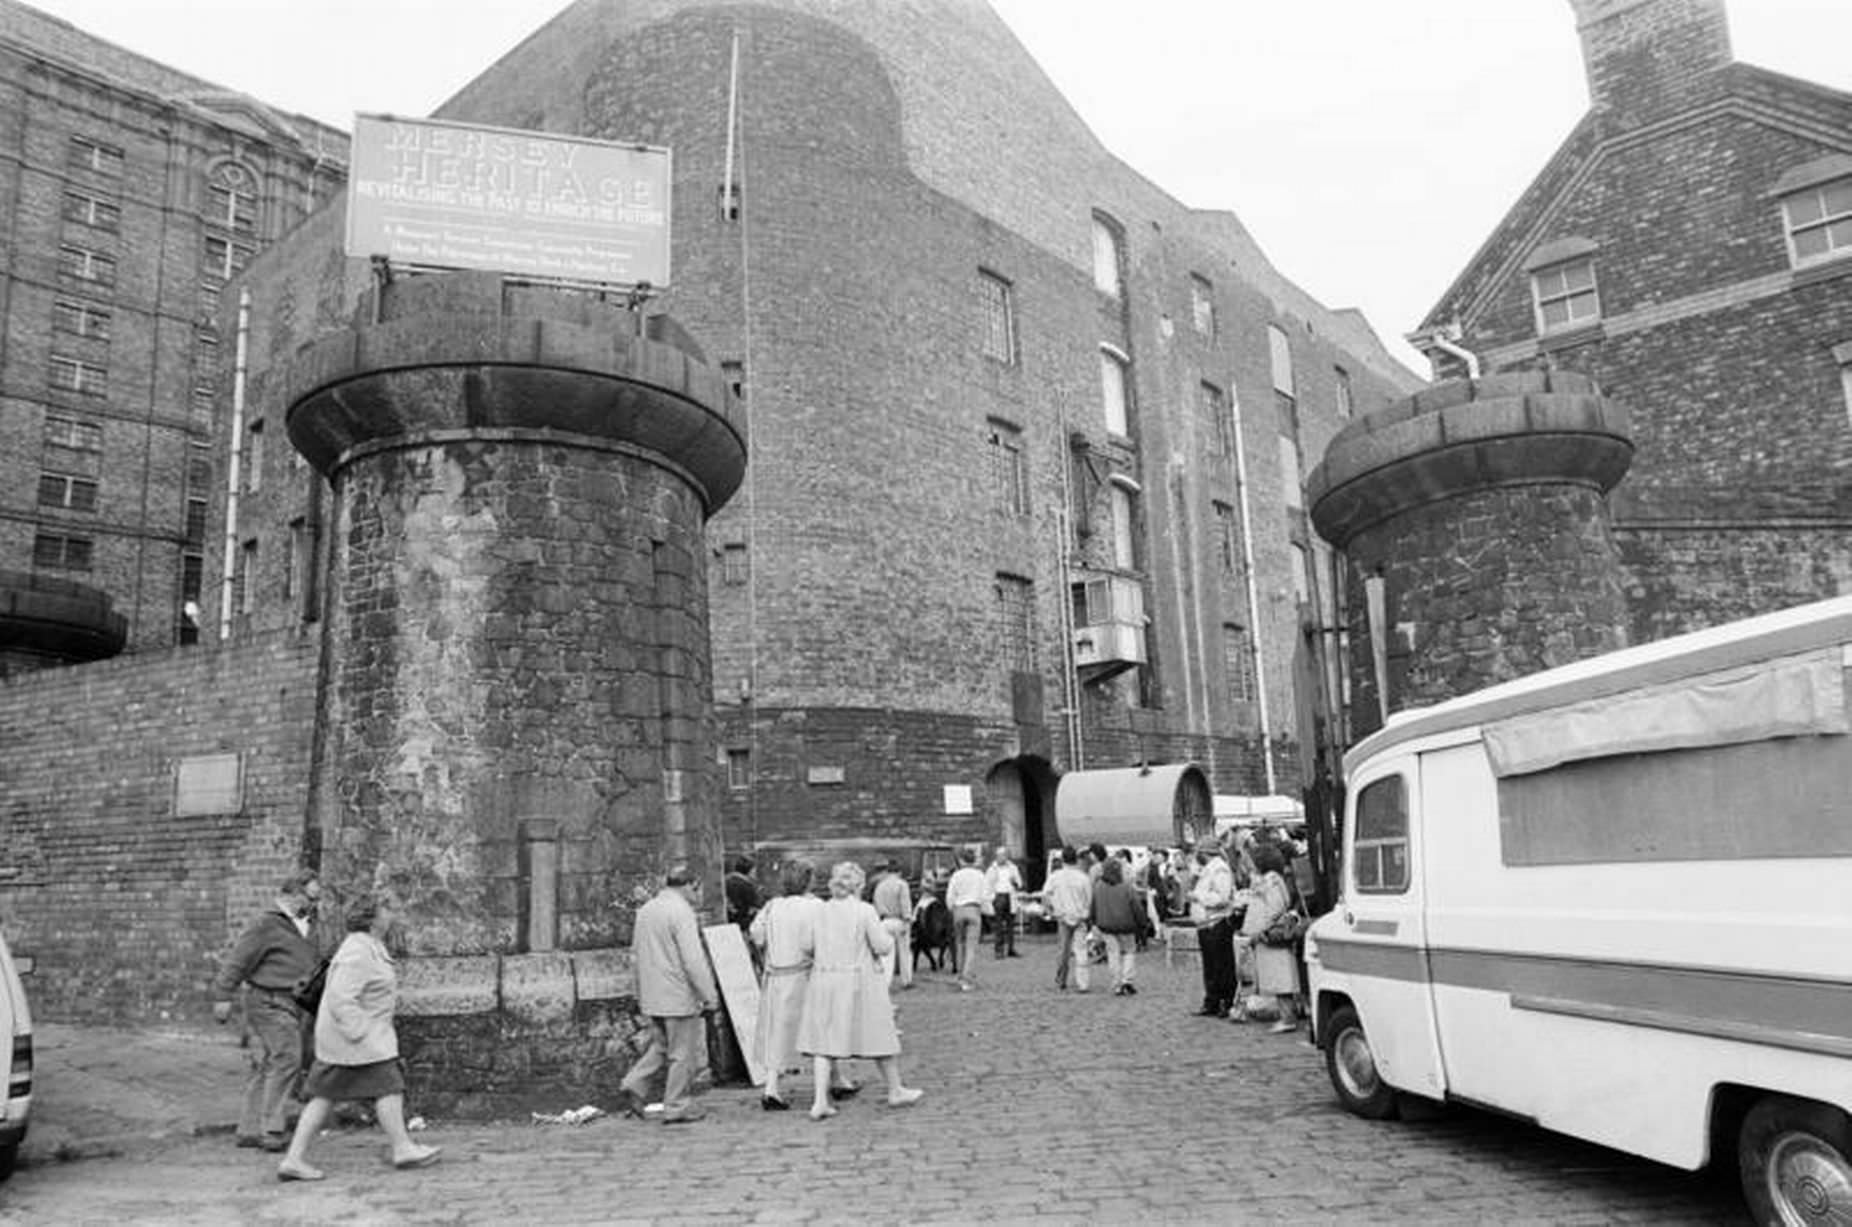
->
[[285, 271, 745, 1113], [1307, 371, 1634, 739]]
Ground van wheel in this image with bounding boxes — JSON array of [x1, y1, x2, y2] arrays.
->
[[1738, 1095, 1852, 1226], [1324, 1005, 1398, 1120], [0, 1141, 16, 1181]]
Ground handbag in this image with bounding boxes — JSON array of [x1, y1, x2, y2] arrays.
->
[[1259, 908, 1306, 947], [291, 956, 330, 1015]]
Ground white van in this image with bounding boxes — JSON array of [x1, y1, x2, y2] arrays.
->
[[0, 928, 31, 1179], [1307, 595, 1852, 1225]]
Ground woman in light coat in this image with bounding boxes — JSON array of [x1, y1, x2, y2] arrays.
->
[[748, 860, 822, 1110], [276, 894, 439, 1181], [1235, 842, 1303, 1033], [797, 862, 924, 1121]]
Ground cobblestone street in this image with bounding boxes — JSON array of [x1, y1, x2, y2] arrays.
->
[[0, 932, 1742, 1225]]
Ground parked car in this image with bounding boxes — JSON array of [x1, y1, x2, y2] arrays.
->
[[0, 928, 33, 1179]]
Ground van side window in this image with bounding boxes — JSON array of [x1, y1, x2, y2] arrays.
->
[[1354, 775, 1410, 894]]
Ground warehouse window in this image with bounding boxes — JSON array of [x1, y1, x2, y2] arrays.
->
[[1100, 345, 1131, 438], [721, 542, 748, 586], [1200, 382, 1230, 456], [1108, 481, 1138, 571], [32, 533, 93, 572], [238, 539, 258, 613], [59, 244, 115, 286], [726, 748, 752, 791], [44, 415, 102, 452], [1213, 500, 1240, 577], [206, 166, 258, 234], [1531, 257, 1601, 333], [1335, 366, 1354, 419], [203, 236, 252, 281], [37, 472, 98, 512], [68, 136, 124, 176], [977, 270, 1016, 364], [63, 192, 120, 232], [53, 301, 111, 340], [987, 418, 1028, 516], [1783, 176, 1852, 268], [244, 419, 264, 494], [1091, 212, 1125, 299], [996, 573, 1036, 673], [1190, 274, 1215, 337], [49, 356, 107, 396], [1223, 623, 1256, 702]]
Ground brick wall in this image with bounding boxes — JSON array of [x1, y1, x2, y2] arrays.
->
[[0, 630, 317, 1021]]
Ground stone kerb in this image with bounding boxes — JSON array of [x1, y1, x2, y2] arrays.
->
[[1307, 371, 1634, 550], [282, 271, 745, 514]]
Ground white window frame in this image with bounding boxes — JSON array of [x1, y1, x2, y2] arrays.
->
[[1099, 345, 1130, 438], [203, 235, 252, 281], [53, 300, 110, 340], [1335, 366, 1354, 419], [1091, 213, 1125, 298], [1190, 274, 1215, 337], [1108, 480, 1138, 570], [45, 415, 102, 452], [69, 136, 123, 176], [37, 471, 98, 512], [49, 355, 107, 396], [1783, 177, 1852, 268], [63, 192, 120, 231], [60, 244, 115, 285], [1531, 257, 1601, 333], [207, 181, 257, 234]]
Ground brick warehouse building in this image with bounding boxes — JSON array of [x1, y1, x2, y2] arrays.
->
[[1410, 0, 1852, 643], [0, 0, 346, 672], [0, 0, 1421, 1022], [221, 0, 1420, 875]]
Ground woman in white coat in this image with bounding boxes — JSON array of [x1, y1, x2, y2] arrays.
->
[[797, 862, 924, 1121], [749, 860, 821, 1110], [276, 894, 439, 1181]]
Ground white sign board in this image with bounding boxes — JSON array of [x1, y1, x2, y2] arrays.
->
[[701, 924, 765, 1086], [345, 114, 671, 287]]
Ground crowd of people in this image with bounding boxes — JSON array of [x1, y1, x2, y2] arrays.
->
[[208, 830, 1304, 1183]]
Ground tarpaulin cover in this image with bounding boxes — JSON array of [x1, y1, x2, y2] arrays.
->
[[1482, 649, 1847, 779]]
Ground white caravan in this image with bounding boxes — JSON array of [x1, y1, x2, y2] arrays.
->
[[1308, 595, 1852, 1226]]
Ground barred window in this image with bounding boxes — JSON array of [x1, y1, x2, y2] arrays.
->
[[996, 573, 1036, 673], [53, 301, 111, 340], [68, 136, 124, 176], [987, 419, 1028, 516], [60, 244, 116, 285], [38, 472, 98, 512], [977, 270, 1016, 364], [1200, 382, 1230, 456], [49, 355, 107, 396], [32, 533, 93, 571], [63, 192, 120, 231], [1223, 623, 1256, 702]]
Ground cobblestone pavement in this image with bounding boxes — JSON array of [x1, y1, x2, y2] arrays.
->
[[0, 932, 1744, 1225]]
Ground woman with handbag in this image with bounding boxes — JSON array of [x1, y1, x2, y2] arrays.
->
[[275, 893, 440, 1181], [1234, 842, 1303, 1034]]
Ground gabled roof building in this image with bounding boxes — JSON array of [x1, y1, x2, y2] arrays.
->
[[1413, 0, 1852, 643]]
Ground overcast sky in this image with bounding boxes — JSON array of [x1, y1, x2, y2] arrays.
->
[[20, 0, 1851, 373]]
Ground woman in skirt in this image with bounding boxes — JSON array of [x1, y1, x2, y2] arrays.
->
[[276, 893, 440, 1181], [797, 862, 924, 1121], [749, 859, 822, 1110]]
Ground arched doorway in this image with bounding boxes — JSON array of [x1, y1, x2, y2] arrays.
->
[[985, 756, 1057, 890]]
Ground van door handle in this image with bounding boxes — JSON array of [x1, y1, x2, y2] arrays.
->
[[1343, 908, 1354, 926]]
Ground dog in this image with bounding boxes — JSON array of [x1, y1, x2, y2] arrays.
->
[[911, 894, 956, 974]]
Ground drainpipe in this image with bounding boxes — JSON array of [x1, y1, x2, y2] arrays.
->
[[218, 286, 250, 640], [1418, 321, 1481, 379], [1227, 385, 1276, 795]]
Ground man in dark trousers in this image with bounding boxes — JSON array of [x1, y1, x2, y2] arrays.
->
[[211, 869, 321, 1152], [618, 866, 721, 1124]]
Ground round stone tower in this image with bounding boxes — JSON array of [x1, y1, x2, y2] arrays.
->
[[1307, 371, 1633, 738], [284, 271, 744, 1114]]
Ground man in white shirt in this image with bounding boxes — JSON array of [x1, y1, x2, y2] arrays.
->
[[944, 849, 989, 992], [1188, 838, 1239, 1017], [983, 846, 1023, 959], [871, 859, 915, 989], [1044, 846, 1093, 993]]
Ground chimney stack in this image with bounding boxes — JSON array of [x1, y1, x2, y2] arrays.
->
[[1567, 0, 1732, 124]]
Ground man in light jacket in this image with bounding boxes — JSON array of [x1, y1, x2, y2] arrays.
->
[[1188, 838, 1239, 1018], [618, 866, 721, 1124], [1044, 846, 1094, 993]]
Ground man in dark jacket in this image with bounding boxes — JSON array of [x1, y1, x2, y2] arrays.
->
[[212, 869, 321, 1151]]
